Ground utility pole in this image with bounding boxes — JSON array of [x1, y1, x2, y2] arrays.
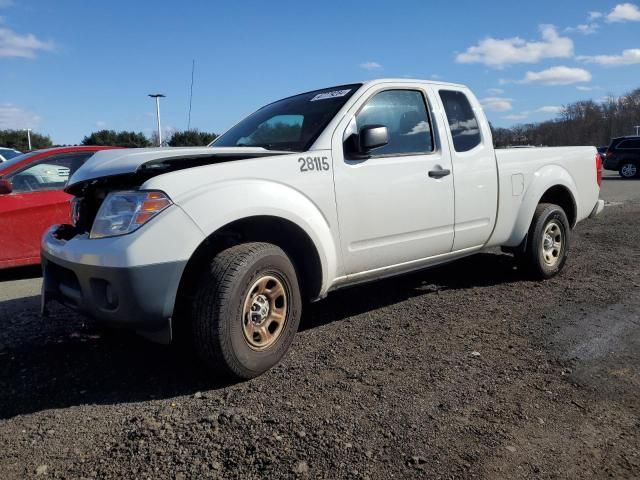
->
[[25, 129, 32, 150], [148, 94, 166, 146]]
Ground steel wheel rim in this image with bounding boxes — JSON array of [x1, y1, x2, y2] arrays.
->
[[541, 220, 563, 267], [621, 164, 637, 177], [242, 274, 287, 351]]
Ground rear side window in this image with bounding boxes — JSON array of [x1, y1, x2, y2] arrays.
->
[[439, 90, 482, 152], [355, 89, 433, 156], [618, 139, 640, 149]]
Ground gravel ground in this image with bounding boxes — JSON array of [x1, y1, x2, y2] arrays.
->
[[0, 175, 638, 479]]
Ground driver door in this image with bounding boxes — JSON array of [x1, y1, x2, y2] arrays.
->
[[332, 85, 455, 276]]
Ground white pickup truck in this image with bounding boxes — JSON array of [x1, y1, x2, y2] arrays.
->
[[41, 79, 604, 379]]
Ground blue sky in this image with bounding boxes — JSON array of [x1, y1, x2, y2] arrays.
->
[[1, 0, 639, 144]]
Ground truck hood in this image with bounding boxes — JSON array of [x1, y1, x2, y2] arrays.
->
[[67, 146, 289, 188]]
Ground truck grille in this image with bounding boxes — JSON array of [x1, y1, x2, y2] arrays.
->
[[72, 192, 106, 234]]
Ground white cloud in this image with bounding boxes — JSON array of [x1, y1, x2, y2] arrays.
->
[[606, 3, 640, 22], [0, 27, 55, 58], [487, 88, 504, 95], [500, 105, 562, 121], [520, 66, 592, 85], [599, 95, 617, 103], [576, 85, 596, 91], [0, 0, 14, 7], [404, 121, 431, 136], [577, 48, 640, 66], [503, 113, 529, 121], [0, 104, 41, 129], [565, 23, 599, 35], [588, 11, 603, 20], [455, 25, 573, 68], [359, 61, 382, 71], [480, 96, 514, 112], [536, 106, 563, 114], [95, 121, 107, 129]]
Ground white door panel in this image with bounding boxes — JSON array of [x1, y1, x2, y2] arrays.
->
[[331, 85, 455, 275]]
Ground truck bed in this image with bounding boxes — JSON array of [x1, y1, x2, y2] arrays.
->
[[489, 146, 600, 248]]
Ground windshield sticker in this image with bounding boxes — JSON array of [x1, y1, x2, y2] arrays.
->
[[310, 89, 351, 102]]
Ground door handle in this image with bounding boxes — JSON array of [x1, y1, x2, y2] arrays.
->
[[428, 167, 451, 179]]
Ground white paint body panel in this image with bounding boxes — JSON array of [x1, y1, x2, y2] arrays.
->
[[489, 146, 600, 247], [69, 146, 287, 185], [330, 82, 455, 275], [57, 79, 601, 300]]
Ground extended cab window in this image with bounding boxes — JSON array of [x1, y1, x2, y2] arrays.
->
[[439, 90, 482, 152], [8, 153, 91, 193], [355, 90, 433, 156]]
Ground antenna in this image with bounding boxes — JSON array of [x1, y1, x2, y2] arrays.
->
[[187, 59, 195, 131]]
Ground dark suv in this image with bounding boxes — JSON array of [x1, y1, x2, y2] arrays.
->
[[603, 136, 640, 178]]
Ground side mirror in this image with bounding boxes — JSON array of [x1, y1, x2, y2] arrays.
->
[[359, 125, 389, 153], [0, 179, 12, 195]]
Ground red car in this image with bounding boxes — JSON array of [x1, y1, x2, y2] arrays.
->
[[0, 146, 120, 269]]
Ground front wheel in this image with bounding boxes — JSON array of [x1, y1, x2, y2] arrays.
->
[[192, 242, 302, 379], [519, 203, 570, 279], [619, 162, 638, 179]]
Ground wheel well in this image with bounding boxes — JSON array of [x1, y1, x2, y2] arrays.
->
[[539, 185, 577, 227], [176, 216, 323, 309]]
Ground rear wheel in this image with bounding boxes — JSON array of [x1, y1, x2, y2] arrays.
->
[[192, 242, 302, 379], [519, 203, 570, 279], [619, 162, 638, 179]]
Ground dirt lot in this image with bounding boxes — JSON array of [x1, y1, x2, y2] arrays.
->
[[1, 174, 639, 479]]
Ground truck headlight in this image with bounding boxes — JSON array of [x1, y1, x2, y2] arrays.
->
[[90, 191, 172, 239]]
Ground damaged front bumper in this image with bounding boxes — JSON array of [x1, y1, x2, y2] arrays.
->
[[41, 246, 185, 343], [40, 205, 205, 343]]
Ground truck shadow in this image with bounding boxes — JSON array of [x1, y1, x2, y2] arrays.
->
[[302, 251, 521, 331], [0, 252, 521, 419]]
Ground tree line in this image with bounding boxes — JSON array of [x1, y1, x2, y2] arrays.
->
[[492, 87, 640, 148], [0, 130, 53, 152], [0, 129, 218, 151], [81, 129, 219, 147]]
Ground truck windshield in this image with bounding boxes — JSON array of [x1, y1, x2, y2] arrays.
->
[[212, 84, 362, 152]]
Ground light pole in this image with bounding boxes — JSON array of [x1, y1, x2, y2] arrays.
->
[[24, 128, 32, 150], [148, 94, 166, 146]]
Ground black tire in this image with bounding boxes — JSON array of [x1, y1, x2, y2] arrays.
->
[[520, 203, 570, 280], [619, 161, 638, 179], [192, 242, 302, 379]]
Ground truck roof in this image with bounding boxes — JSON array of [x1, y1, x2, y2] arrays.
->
[[360, 78, 466, 89]]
